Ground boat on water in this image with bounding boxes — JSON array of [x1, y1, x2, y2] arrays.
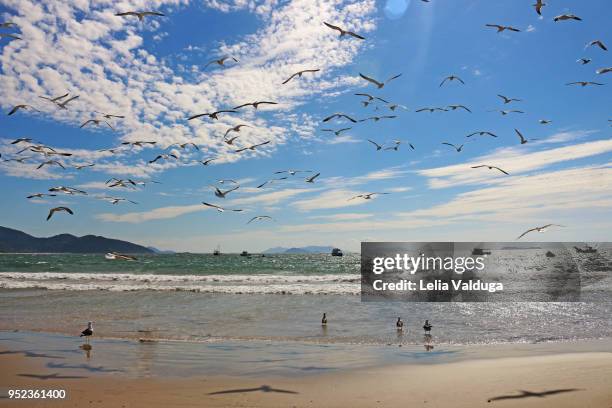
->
[[213, 244, 221, 256], [545, 251, 556, 258], [574, 245, 597, 253], [471, 248, 491, 256], [240, 250, 250, 257], [331, 248, 343, 257], [105, 252, 137, 261]]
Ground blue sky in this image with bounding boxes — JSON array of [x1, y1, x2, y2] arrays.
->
[[0, 0, 610, 252]]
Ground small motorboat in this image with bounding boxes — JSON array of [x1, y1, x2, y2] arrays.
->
[[471, 248, 491, 256], [545, 251, 556, 258], [331, 248, 343, 256], [240, 251, 250, 257], [105, 252, 137, 261], [574, 245, 597, 254]]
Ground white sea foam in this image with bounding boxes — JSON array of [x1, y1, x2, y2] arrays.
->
[[0, 272, 361, 295]]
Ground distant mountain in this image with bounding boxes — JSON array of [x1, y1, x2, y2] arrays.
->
[[147, 246, 175, 254], [0, 226, 154, 254], [263, 246, 336, 254]]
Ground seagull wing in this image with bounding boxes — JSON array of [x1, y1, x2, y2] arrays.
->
[[359, 73, 383, 88]]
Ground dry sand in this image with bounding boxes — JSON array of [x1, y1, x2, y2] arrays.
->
[[1, 346, 611, 408]]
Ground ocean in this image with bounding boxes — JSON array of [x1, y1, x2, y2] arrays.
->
[[0, 250, 611, 346]]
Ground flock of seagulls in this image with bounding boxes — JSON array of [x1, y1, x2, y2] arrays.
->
[[0, 2, 609, 239]]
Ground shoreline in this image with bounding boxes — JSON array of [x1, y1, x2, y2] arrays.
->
[[1, 330, 611, 407]]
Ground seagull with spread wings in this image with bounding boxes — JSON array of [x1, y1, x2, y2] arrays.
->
[[122, 141, 157, 147], [199, 157, 217, 166], [55, 95, 80, 110], [566, 81, 604, 87], [497, 94, 522, 104], [447, 104, 472, 113], [490, 109, 524, 115], [586, 40, 607, 51], [234, 140, 271, 153], [323, 22, 365, 40], [440, 75, 465, 87], [94, 111, 125, 119], [359, 73, 402, 89], [148, 154, 178, 164], [596, 67, 612, 75], [577, 58, 592, 65], [46, 207, 73, 221], [471, 165, 509, 175], [49, 186, 87, 195], [553, 14, 582, 22], [282, 69, 320, 84], [539, 119, 552, 125], [80, 119, 114, 130], [416, 107, 448, 113], [274, 170, 312, 176], [514, 128, 531, 144], [322, 113, 357, 123], [188, 110, 237, 120], [355, 93, 389, 104], [322, 127, 352, 136], [348, 192, 390, 201], [233, 101, 278, 110], [359, 115, 397, 122], [115, 11, 165, 21], [204, 56, 238, 69], [75, 163, 96, 170], [467, 131, 497, 138], [101, 197, 138, 205], [257, 177, 288, 189], [37, 160, 65, 170], [27, 193, 57, 199], [516, 224, 565, 239], [385, 140, 414, 151], [485, 24, 521, 33], [224, 124, 251, 138], [8, 104, 39, 116], [202, 202, 243, 212], [441, 142, 464, 152], [247, 216, 274, 224]]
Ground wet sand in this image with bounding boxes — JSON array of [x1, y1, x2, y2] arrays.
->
[[1, 332, 611, 407]]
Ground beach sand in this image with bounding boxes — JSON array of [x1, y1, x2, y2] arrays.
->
[[1, 338, 611, 408]]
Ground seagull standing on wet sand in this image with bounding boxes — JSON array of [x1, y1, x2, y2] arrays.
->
[[80, 322, 93, 344]]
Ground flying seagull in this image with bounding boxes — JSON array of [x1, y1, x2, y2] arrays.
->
[[80, 119, 114, 130], [257, 177, 288, 188], [94, 111, 125, 119], [27, 193, 57, 199], [441, 142, 464, 152], [359, 115, 397, 122], [233, 101, 278, 110], [224, 124, 251, 138], [199, 157, 217, 166], [322, 127, 351, 136], [490, 109, 524, 115], [247, 215, 274, 224], [354, 93, 389, 104], [471, 164, 509, 175], [577, 58, 592, 65], [204, 56, 238, 70], [115, 11, 165, 21], [8, 104, 39, 116], [75, 163, 96, 170], [305, 173, 320, 183], [539, 119, 552, 125], [202, 202, 243, 212], [101, 197, 138, 205], [55, 95, 80, 110], [188, 110, 237, 120], [497, 94, 522, 104], [167, 142, 199, 151], [121, 141, 157, 147], [213, 185, 239, 198], [359, 73, 402, 89], [385, 140, 414, 151], [516, 224, 565, 240], [282, 69, 320, 84], [10, 138, 35, 144], [467, 131, 497, 138], [565, 81, 604, 87], [274, 170, 312, 175], [596, 67, 612, 75], [514, 128, 530, 144], [447, 104, 471, 113], [416, 107, 448, 113], [485, 24, 521, 33], [39, 93, 69, 103], [553, 14, 582, 22], [322, 113, 357, 123], [367, 139, 384, 151], [49, 186, 87, 195], [148, 153, 178, 164], [533, 0, 546, 16], [323, 22, 365, 40], [234, 140, 271, 153], [224, 135, 240, 145], [348, 192, 390, 201], [37, 160, 65, 170], [439, 75, 465, 87], [47, 206, 74, 221], [388, 103, 408, 111], [586, 40, 607, 51]]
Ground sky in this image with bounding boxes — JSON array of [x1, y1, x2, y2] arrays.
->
[[0, 0, 610, 252]]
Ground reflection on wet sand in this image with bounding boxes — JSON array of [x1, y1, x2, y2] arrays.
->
[[424, 334, 434, 352]]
